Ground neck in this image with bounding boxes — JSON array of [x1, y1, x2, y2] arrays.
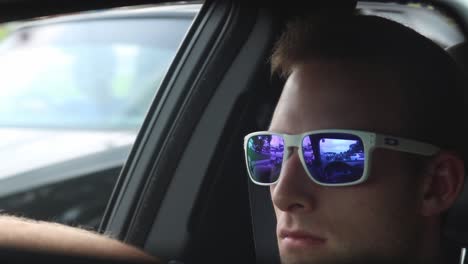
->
[[415, 220, 444, 264], [416, 231, 462, 264]]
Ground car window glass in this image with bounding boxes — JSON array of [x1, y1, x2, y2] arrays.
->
[[0, 3, 201, 230]]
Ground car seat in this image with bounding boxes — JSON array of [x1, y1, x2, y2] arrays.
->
[[444, 41, 468, 263]]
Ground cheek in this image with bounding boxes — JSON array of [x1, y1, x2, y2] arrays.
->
[[324, 154, 422, 252], [270, 185, 280, 219], [319, 186, 420, 258]]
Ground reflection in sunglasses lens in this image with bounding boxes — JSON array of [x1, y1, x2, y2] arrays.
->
[[246, 135, 284, 183], [302, 133, 364, 184]]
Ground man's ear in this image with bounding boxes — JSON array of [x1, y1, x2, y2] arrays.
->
[[420, 151, 465, 217]]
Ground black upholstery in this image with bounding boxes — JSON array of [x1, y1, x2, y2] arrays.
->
[[444, 42, 468, 249], [447, 42, 468, 72]]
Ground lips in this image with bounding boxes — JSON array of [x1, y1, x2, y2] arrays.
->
[[279, 230, 326, 248]]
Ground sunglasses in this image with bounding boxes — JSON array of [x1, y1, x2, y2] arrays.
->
[[243, 129, 439, 186]]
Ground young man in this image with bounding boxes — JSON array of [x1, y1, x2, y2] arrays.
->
[[244, 14, 465, 263]]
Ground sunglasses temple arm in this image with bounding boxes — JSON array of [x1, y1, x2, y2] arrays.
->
[[375, 134, 439, 156]]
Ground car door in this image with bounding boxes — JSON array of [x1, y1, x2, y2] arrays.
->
[[0, 1, 280, 263], [99, 1, 281, 263], [0, 2, 201, 232]]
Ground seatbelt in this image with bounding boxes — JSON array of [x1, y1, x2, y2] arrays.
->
[[461, 248, 466, 264], [247, 180, 280, 264]]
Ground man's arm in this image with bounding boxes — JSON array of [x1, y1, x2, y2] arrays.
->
[[0, 215, 159, 263]]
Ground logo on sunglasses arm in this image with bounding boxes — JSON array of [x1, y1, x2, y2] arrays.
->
[[384, 138, 399, 146]]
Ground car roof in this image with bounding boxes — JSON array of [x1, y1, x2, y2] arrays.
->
[[7, 2, 201, 31]]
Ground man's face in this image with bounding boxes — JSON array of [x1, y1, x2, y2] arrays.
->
[[269, 61, 425, 264]]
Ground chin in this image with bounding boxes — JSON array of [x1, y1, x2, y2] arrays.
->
[[279, 250, 413, 264], [280, 254, 334, 264], [279, 248, 334, 264]]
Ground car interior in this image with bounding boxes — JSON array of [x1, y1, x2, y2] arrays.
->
[[0, 0, 466, 263]]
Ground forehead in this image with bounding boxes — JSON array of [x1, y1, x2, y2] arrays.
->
[[269, 61, 406, 135]]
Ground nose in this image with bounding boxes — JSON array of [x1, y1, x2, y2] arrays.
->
[[270, 147, 318, 212]]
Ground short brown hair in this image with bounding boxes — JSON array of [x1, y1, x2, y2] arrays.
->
[[270, 14, 465, 160]]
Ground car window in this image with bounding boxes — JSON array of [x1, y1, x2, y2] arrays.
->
[[0, 3, 201, 230]]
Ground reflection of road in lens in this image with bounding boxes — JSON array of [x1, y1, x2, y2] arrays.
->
[[250, 148, 283, 183], [323, 161, 354, 183]]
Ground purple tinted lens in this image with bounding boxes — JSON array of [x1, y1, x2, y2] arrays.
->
[[246, 135, 284, 184], [302, 133, 364, 184]]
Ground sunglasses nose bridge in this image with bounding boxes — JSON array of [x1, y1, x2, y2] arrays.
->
[[283, 134, 303, 148], [284, 146, 297, 160], [282, 134, 304, 161]]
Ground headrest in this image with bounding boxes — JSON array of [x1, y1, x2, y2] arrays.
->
[[446, 42, 468, 72], [443, 42, 468, 246], [445, 181, 468, 245]]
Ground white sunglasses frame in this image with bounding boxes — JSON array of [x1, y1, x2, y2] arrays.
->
[[243, 129, 439, 187]]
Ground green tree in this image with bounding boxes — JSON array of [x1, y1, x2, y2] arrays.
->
[[349, 142, 363, 153], [0, 26, 8, 41]]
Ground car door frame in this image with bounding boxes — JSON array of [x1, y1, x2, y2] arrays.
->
[[99, 1, 283, 262]]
